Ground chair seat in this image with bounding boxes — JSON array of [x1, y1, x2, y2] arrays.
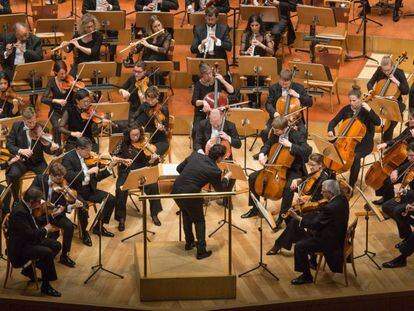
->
[[11, 81, 30, 87], [35, 32, 65, 39], [305, 80, 335, 87], [21, 171, 37, 180]]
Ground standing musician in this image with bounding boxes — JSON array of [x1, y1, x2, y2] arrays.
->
[[327, 86, 381, 189], [289, 180, 349, 285], [8, 187, 62, 297], [135, 0, 178, 12], [132, 86, 169, 157], [367, 55, 409, 142], [61, 13, 103, 77], [191, 62, 234, 144], [6, 107, 60, 200], [0, 71, 20, 119], [171, 144, 232, 260], [190, 6, 232, 62], [260, 69, 312, 145], [266, 153, 333, 256], [62, 137, 117, 238], [119, 61, 151, 122], [243, 116, 312, 232], [0, 22, 43, 107], [82, 0, 120, 61], [0, 0, 11, 14], [30, 162, 87, 267], [239, 15, 274, 108], [186, 0, 230, 13], [111, 124, 163, 231]]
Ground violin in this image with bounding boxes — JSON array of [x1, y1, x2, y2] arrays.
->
[[281, 198, 328, 219], [395, 163, 414, 203], [59, 74, 86, 92], [132, 140, 159, 159], [135, 76, 149, 99], [275, 67, 301, 123], [0, 88, 25, 106], [51, 180, 78, 204], [80, 106, 108, 124], [29, 124, 55, 147], [301, 170, 323, 195], [84, 151, 112, 167], [148, 103, 167, 129]]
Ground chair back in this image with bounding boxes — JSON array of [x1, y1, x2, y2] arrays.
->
[[168, 38, 175, 61], [2, 213, 10, 242], [31, 4, 58, 23], [344, 217, 358, 255], [315, 44, 343, 73]]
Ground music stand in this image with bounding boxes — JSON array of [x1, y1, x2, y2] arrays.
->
[[143, 61, 174, 90], [186, 57, 227, 77], [188, 12, 228, 26], [12, 60, 54, 95], [77, 61, 117, 96], [108, 133, 123, 154], [84, 194, 124, 284], [296, 5, 336, 63], [370, 96, 402, 142], [0, 14, 26, 34], [208, 161, 248, 237], [239, 5, 280, 23], [121, 166, 160, 243], [227, 108, 267, 172], [96, 101, 129, 131], [311, 134, 343, 166], [0, 116, 23, 134], [239, 192, 279, 280], [134, 12, 174, 29]]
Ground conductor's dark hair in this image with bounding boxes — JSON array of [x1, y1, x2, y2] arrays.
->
[[408, 142, 414, 153], [74, 89, 90, 101], [208, 144, 226, 161], [76, 137, 92, 149], [0, 71, 11, 84], [23, 187, 43, 202]]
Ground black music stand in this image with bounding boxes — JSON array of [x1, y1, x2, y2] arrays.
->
[[12, 60, 54, 96], [349, 1, 382, 34]]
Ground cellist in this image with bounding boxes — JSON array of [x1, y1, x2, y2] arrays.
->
[[327, 86, 381, 189], [242, 116, 312, 232]]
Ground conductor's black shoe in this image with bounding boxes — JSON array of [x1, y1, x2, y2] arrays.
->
[[241, 208, 258, 218], [395, 239, 407, 249], [382, 256, 407, 268], [93, 226, 115, 237], [151, 215, 161, 226], [82, 232, 92, 246], [185, 241, 196, 250], [21, 266, 41, 282], [253, 153, 260, 160], [59, 255, 76, 268], [291, 273, 313, 285], [196, 249, 213, 260], [266, 244, 281, 255], [41, 283, 62, 297], [372, 198, 385, 205], [118, 219, 125, 232]]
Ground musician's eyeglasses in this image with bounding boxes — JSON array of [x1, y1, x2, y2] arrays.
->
[[134, 70, 145, 74]]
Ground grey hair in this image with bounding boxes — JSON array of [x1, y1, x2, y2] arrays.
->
[[13, 22, 28, 32], [322, 180, 341, 196], [199, 62, 212, 74], [380, 55, 392, 67]]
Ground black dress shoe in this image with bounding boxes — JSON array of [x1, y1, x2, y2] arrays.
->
[[266, 244, 281, 255], [196, 250, 213, 260], [372, 198, 385, 205], [118, 219, 125, 232], [93, 226, 115, 237], [59, 255, 76, 268], [241, 208, 259, 219], [185, 241, 196, 250], [41, 283, 62, 297], [151, 215, 161, 226], [82, 232, 92, 247], [21, 266, 41, 282], [291, 273, 313, 285], [395, 239, 407, 249], [382, 256, 407, 268]]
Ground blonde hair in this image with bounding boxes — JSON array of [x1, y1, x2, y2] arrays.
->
[[78, 13, 100, 35]]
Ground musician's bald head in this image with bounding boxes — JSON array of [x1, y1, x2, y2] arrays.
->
[[209, 109, 223, 128], [14, 22, 29, 42]]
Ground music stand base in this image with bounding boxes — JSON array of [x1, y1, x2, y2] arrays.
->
[[346, 53, 377, 62], [208, 219, 247, 238], [121, 230, 155, 243], [354, 251, 382, 270], [84, 264, 124, 284], [238, 262, 279, 280], [0, 254, 6, 261]]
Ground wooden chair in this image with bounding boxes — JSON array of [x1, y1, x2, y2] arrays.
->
[[165, 39, 175, 95], [163, 115, 175, 163], [314, 218, 358, 286], [18, 171, 37, 198], [31, 3, 58, 23], [2, 213, 40, 290], [73, 202, 97, 239]]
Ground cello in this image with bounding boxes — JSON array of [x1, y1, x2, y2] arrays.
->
[[204, 112, 232, 159], [275, 67, 301, 123], [203, 63, 228, 110]]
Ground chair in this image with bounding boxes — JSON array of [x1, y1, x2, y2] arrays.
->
[[73, 202, 97, 239], [18, 171, 37, 198], [31, 3, 58, 23], [314, 218, 358, 286], [2, 213, 40, 290], [163, 115, 175, 163], [279, 30, 292, 62]]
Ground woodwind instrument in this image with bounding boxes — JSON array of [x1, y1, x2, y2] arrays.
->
[[51, 30, 97, 52], [250, 33, 256, 56], [120, 29, 165, 53], [204, 26, 213, 59]]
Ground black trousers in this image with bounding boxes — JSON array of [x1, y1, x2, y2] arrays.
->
[[49, 214, 74, 255], [270, 18, 289, 52], [175, 198, 206, 247], [191, 114, 205, 147], [115, 171, 162, 221], [400, 231, 414, 258], [274, 215, 316, 251], [49, 109, 63, 145], [294, 237, 323, 275], [77, 186, 115, 225], [20, 238, 61, 282], [382, 198, 413, 240], [0, 184, 12, 216], [375, 176, 394, 202], [7, 161, 48, 200], [349, 149, 371, 187]]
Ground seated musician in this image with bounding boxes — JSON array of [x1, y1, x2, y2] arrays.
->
[[243, 116, 312, 232], [191, 61, 234, 144], [82, 0, 120, 61], [119, 61, 151, 122], [111, 124, 163, 230], [0, 155, 20, 216], [327, 86, 381, 189], [367, 55, 409, 141], [266, 153, 333, 256], [0, 0, 11, 14], [62, 137, 118, 238], [0, 71, 20, 119], [59, 89, 100, 152], [190, 6, 232, 62], [289, 180, 349, 285], [239, 15, 274, 108], [171, 144, 232, 259], [8, 187, 62, 297], [132, 86, 169, 157], [0, 22, 43, 107], [410, 83, 414, 109], [135, 0, 178, 12], [260, 69, 312, 145], [30, 162, 87, 267], [361, 0, 402, 22], [6, 107, 60, 200], [186, 0, 230, 13], [61, 13, 103, 78]]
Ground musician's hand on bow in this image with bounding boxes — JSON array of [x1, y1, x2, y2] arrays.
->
[[18, 148, 33, 158], [288, 207, 300, 221], [279, 137, 292, 148], [288, 89, 300, 98], [258, 153, 267, 166], [45, 223, 54, 232], [50, 143, 60, 152], [88, 166, 99, 175], [390, 170, 398, 183], [149, 153, 159, 163], [52, 205, 65, 217], [123, 158, 133, 167], [71, 131, 83, 138], [55, 99, 67, 106], [290, 178, 300, 191], [394, 185, 404, 196], [327, 131, 334, 138], [406, 204, 414, 213], [156, 123, 165, 131], [389, 74, 400, 86], [74, 200, 84, 209], [219, 131, 230, 141], [202, 101, 211, 113], [361, 101, 371, 111], [377, 143, 387, 151]]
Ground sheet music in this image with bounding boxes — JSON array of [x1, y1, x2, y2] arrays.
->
[[159, 164, 179, 178]]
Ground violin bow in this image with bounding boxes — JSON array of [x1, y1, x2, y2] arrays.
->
[[30, 110, 55, 152], [131, 127, 161, 163], [63, 63, 86, 103], [80, 95, 104, 137]]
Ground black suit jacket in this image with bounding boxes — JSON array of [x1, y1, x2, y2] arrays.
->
[[82, 0, 120, 13], [6, 121, 54, 165], [194, 119, 241, 156], [30, 174, 69, 208], [0, 0, 11, 14], [0, 33, 43, 72], [300, 194, 349, 273], [134, 0, 178, 12], [8, 201, 48, 267], [185, 0, 229, 13], [190, 23, 231, 61], [61, 149, 111, 191]]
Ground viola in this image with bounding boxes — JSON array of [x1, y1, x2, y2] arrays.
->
[[84, 152, 112, 167], [0, 88, 25, 106], [51, 180, 78, 204], [281, 198, 328, 219], [148, 103, 167, 128]]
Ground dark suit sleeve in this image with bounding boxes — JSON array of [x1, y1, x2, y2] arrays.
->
[[265, 85, 277, 119], [410, 85, 414, 109], [290, 130, 312, 160], [301, 205, 333, 231], [161, 0, 178, 10], [190, 27, 202, 54], [177, 155, 190, 173], [122, 75, 135, 92], [260, 134, 276, 155], [91, 33, 103, 56], [297, 85, 312, 107], [0, 0, 12, 14], [24, 35, 43, 62], [210, 169, 226, 192], [228, 122, 241, 149], [396, 69, 409, 96], [10, 211, 47, 243], [6, 123, 20, 155], [135, 0, 145, 11], [82, 0, 92, 14], [191, 82, 201, 107], [193, 122, 205, 151], [111, 0, 121, 10], [367, 108, 381, 126], [218, 25, 232, 52], [278, 0, 298, 12], [62, 155, 85, 189], [96, 168, 111, 182], [327, 106, 346, 133], [367, 67, 381, 91], [41, 80, 54, 107]]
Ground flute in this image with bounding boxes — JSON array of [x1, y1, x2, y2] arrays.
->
[[120, 29, 165, 54], [51, 30, 97, 52]]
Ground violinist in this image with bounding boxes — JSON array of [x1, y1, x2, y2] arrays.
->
[[111, 124, 163, 230], [243, 116, 312, 232], [8, 187, 62, 297], [0, 152, 21, 216], [186, 0, 230, 13], [6, 107, 60, 200], [30, 162, 86, 267], [119, 61, 151, 122], [59, 89, 99, 152], [327, 86, 381, 189], [135, 0, 178, 12], [266, 153, 332, 256], [191, 61, 234, 144], [0, 71, 20, 119], [62, 137, 117, 238], [367, 55, 409, 141]]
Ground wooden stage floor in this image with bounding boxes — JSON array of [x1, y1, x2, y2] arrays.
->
[[1, 128, 414, 310]]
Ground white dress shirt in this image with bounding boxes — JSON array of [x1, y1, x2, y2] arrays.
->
[[77, 151, 91, 186], [198, 25, 222, 55]]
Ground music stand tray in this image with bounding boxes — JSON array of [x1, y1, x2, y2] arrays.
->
[[238, 56, 279, 78], [87, 10, 126, 32], [369, 97, 402, 123], [311, 134, 343, 166], [0, 14, 26, 31], [239, 5, 280, 23], [96, 101, 129, 121], [13, 60, 54, 91], [186, 58, 227, 76], [188, 12, 227, 26], [34, 18, 75, 33], [135, 12, 174, 29], [77, 61, 117, 81]]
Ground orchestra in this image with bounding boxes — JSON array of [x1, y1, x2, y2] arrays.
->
[[1, 1, 414, 302]]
